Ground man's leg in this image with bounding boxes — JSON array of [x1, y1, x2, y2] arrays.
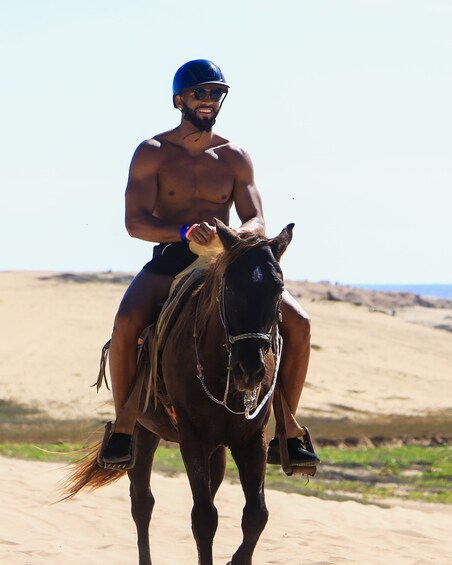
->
[[102, 269, 173, 463], [278, 290, 311, 435], [268, 290, 320, 466]]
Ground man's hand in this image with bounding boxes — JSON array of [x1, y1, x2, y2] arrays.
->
[[185, 222, 217, 245]]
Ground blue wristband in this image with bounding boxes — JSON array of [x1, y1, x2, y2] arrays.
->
[[180, 224, 189, 241]]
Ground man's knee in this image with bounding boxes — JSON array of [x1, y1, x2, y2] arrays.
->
[[296, 311, 311, 339], [280, 292, 311, 343], [289, 310, 311, 345], [112, 302, 142, 341]]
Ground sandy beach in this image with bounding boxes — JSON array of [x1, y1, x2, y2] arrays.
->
[[1, 271, 452, 564], [1, 456, 452, 565]]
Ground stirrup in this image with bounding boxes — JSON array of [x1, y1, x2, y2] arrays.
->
[[97, 421, 137, 471], [289, 427, 318, 476], [275, 426, 319, 477], [300, 426, 316, 455]]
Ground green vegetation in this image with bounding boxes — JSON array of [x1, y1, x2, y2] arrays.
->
[[1, 442, 450, 505], [299, 445, 452, 505], [0, 443, 83, 463], [2, 400, 450, 504]]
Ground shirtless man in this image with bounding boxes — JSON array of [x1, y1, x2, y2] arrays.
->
[[102, 59, 320, 470]]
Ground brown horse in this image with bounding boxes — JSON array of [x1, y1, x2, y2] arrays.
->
[[64, 220, 294, 565]]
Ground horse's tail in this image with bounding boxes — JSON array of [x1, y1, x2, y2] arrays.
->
[[59, 441, 126, 501]]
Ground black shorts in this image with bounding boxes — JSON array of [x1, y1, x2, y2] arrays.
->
[[143, 242, 198, 276]]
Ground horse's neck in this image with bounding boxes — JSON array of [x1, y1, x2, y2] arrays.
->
[[196, 300, 228, 365], [201, 306, 224, 343]]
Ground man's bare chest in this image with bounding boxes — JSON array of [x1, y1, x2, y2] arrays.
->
[[157, 151, 234, 202]]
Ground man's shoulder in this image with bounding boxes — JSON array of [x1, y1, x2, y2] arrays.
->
[[129, 135, 174, 175], [132, 132, 176, 161], [133, 137, 160, 155], [139, 132, 172, 150], [218, 141, 253, 169]]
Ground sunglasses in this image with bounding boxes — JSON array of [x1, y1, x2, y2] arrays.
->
[[192, 88, 226, 102]]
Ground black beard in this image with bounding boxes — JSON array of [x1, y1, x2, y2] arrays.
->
[[181, 102, 218, 131]]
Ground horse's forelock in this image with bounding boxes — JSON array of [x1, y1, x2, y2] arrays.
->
[[195, 230, 269, 330]]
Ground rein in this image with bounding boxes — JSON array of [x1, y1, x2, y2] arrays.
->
[[193, 276, 282, 420]]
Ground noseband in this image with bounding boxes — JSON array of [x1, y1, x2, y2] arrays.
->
[[194, 276, 282, 420]]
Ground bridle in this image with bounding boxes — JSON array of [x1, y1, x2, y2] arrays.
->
[[193, 275, 282, 420]]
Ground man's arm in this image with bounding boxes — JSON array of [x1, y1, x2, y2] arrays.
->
[[231, 147, 266, 234], [124, 141, 182, 243]]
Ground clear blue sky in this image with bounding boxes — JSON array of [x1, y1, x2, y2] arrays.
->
[[2, 0, 451, 283]]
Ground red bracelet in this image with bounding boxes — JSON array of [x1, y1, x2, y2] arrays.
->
[[185, 224, 198, 240]]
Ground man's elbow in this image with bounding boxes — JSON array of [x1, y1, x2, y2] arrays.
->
[[125, 218, 140, 238]]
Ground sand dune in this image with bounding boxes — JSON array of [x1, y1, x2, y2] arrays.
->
[[1, 271, 451, 424]]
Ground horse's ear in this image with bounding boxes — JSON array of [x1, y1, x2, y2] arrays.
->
[[215, 218, 239, 250], [269, 223, 294, 262]]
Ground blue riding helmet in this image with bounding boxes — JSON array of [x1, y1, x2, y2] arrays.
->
[[172, 59, 229, 108]]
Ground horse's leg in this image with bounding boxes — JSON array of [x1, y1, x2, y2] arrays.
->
[[229, 432, 268, 565], [179, 435, 218, 565], [210, 445, 226, 499], [128, 422, 160, 565]]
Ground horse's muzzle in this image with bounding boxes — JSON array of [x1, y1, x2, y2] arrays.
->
[[231, 347, 267, 392]]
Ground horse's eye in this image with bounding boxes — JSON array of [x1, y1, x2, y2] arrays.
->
[[225, 285, 234, 296]]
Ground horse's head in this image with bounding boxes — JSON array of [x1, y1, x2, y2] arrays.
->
[[216, 220, 294, 392]]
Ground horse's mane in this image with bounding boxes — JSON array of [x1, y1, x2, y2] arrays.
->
[[177, 231, 268, 340]]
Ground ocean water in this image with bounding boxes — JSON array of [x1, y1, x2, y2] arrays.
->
[[351, 284, 452, 300]]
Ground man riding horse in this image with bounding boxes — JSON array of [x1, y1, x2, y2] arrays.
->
[[101, 59, 320, 471]]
